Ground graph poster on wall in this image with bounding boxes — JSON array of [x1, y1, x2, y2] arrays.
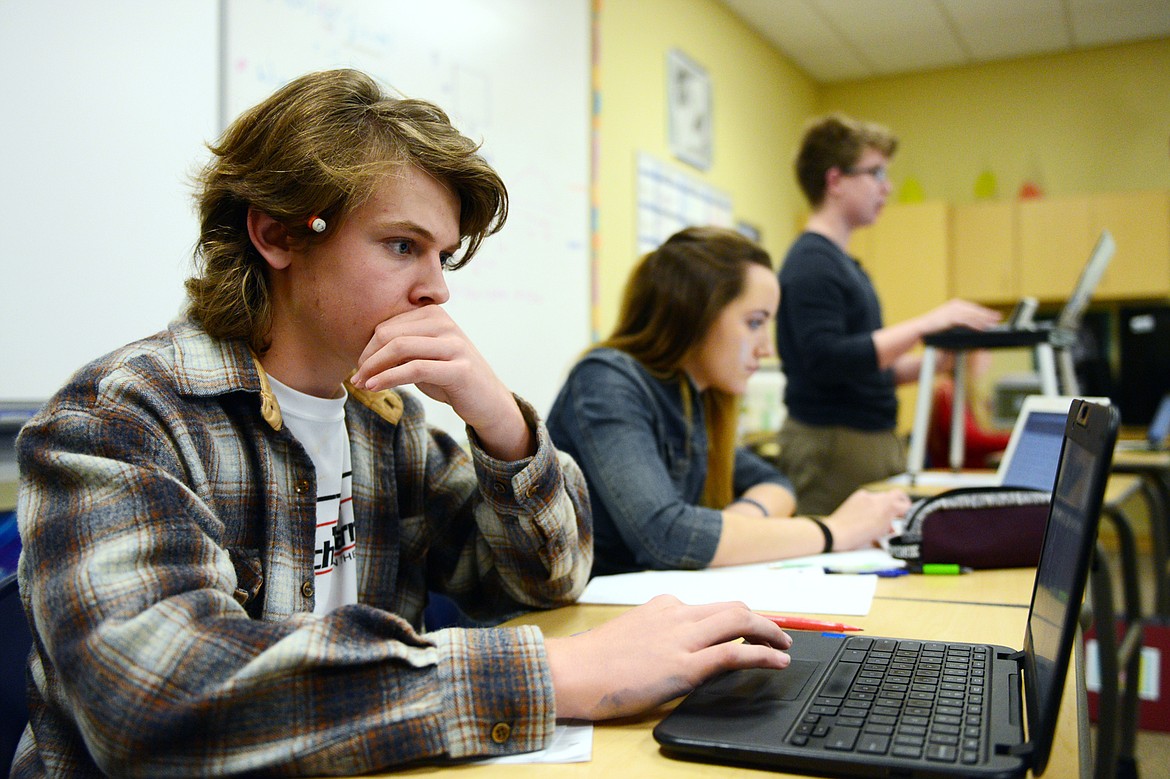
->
[[636, 152, 733, 257]]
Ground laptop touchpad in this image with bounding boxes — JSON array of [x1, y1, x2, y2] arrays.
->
[[690, 661, 820, 708]]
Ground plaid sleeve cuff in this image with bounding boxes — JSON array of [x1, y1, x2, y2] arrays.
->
[[434, 625, 556, 759], [470, 395, 563, 515]]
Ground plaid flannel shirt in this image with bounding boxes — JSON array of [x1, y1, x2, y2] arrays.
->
[[13, 318, 592, 777]]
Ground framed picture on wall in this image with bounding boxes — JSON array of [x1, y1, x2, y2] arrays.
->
[[667, 49, 712, 170]]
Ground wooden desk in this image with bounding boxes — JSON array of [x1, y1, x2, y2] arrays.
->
[[873, 565, 1035, 607], [386, 571, 1082, 778]]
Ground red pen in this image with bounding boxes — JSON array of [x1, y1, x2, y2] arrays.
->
[[761, 614, 863, 632]]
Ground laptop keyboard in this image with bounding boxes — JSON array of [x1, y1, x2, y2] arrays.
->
[[788, 636, 988, 766]]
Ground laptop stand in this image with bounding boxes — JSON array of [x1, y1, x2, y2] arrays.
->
[[905, 326, 1079, 478]]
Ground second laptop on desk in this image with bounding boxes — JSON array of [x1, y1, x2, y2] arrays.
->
[[886, 394, 1107, 493], [1115, 392, 1170, 452]]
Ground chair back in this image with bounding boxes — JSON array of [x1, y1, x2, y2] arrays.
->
[[0, 573, 31, 771]]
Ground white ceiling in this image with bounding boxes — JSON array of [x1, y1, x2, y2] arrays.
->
[[718, 0, 1170, 84]]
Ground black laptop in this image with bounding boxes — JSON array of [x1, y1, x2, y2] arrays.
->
[[654, 399, 1119, 778], [1116, 393, 1170, 452]]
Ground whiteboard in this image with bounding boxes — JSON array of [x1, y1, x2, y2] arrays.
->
[[0, 0, 219, 400], [224, 0, 592, 438], [1, 0, 591, 443]]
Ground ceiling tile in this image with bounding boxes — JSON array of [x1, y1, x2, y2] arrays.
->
[[719, 0, 875, 82], [1068, 0, 1170, 48], [717, 0, 1170, 83], [939, 0, 1071, 62], [810, 0, 969, 75]]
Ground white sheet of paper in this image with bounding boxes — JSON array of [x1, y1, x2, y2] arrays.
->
[[768, 548, 906, 573], [476, 720, 593, 764], [578, 549, 904, 616]]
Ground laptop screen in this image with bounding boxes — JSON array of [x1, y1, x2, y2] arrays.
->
[[999, 411, 1068, 491], [1149, 394, 1170, 445], [1022, 401, 1116, 775], [1055, 230, 1115, 330]]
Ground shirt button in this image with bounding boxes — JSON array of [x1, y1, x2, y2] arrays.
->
[[301, 580, 315, 599], [490, 722, 512, 744], [295, 479, 311, 494], [492, 482, 507, 495]]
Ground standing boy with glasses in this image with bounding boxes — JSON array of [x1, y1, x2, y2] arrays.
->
[[774, 114, 1000, 515]]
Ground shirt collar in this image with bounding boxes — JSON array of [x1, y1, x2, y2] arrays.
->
[[169, 318, 261, 398], [168, 317, 403, 430]]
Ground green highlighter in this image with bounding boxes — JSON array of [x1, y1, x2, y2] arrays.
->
[[908, 563, 973, 575]]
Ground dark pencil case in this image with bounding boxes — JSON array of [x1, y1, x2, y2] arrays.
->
[[887, 486, 1052, 569]]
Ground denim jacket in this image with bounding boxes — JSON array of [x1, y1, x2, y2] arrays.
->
[[547, 348, 791, 576]]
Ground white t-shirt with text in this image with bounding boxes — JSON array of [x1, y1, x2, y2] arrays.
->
[[267, 375, 357, 615]]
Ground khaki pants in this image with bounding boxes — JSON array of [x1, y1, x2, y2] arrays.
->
[[777, 418, 906, 516]]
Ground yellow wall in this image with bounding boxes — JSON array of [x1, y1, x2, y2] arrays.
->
[[597, 8, 1170, 337], [818, 38, 1170, 204], [594, 7, 1170, 412], [594, 0, 815, 338], [816, 38, 1170, 426]]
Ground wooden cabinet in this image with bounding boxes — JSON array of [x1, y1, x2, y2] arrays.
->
[[837, 192, 1169, 431], [952, 190, 1170, 303], [1017, 196, 1095, 301], [950, 201, 1017, 304], [1091, 190, 1170, 299], [850, 201, 950, 324]]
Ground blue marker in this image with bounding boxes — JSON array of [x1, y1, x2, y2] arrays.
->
[[823, 566, 908, 577]]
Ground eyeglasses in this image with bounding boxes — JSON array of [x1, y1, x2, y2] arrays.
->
[[842, 165, 889, 183]]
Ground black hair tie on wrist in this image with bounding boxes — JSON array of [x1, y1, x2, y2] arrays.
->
[[808, 516, 833, 553], [732, 497, 769, 517]]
